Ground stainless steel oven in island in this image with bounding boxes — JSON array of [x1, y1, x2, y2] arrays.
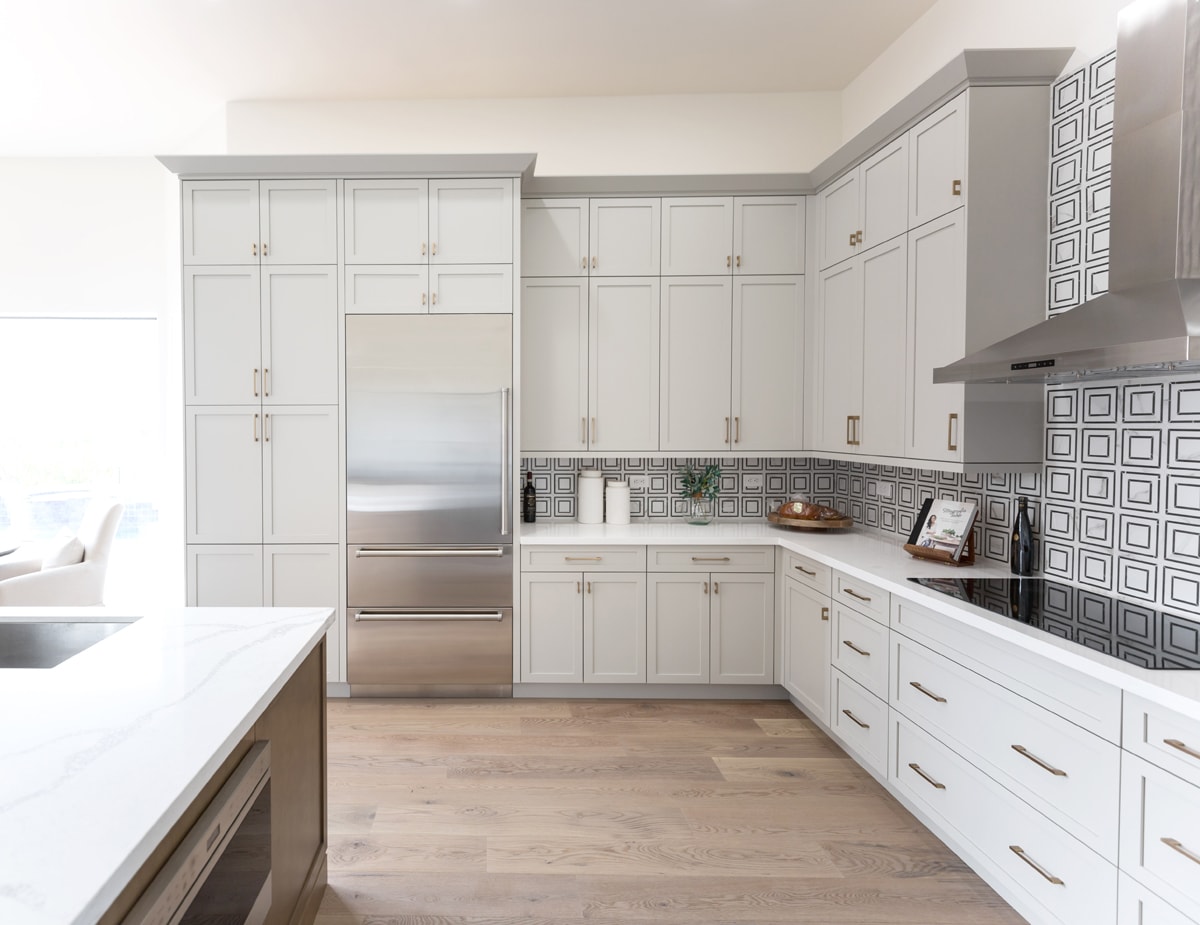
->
[[345, 314, 514, 697]]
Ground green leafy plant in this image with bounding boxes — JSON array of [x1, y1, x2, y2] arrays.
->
[[678, 463, 721, 500]]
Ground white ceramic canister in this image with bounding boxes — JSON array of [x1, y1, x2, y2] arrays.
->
[[577, 470, 604, 523], [605, 480, 631, 524]]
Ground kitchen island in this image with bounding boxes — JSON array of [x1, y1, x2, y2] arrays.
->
[[0, 604, 333, 925]]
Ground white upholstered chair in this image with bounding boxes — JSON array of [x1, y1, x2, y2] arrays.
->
[[0, 501, 125, 606]]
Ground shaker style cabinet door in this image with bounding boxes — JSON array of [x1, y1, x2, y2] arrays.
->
[[344, 179, 429, 265], [521, 574, 584, 682], [187, 545, 265, 606], [258, 180, 338, 265], [782, 579, 830, 725], [858, 237, 908, 457], [261, 406, 339, 544], [429, 178, 513, 264], [732, 276, 804, 453], [521, 279, 589, 454], [521, 198, 589, 277], [815, 260, 863, 453], [260, 267, 339, 405], [859, 137, 909, 250], [589, 198, 661, 276], [185, 407, 264, 544], [710, 573, 774, 684], [661, 197, 733, 276], [183, 267, 262, 406], [817, 171, 858, 269], [588, 277, 660, 453], [182, 181, 260, 265], [647, 574, 710, 684], [344, 266, 430, 314], [659, 277, 732, 452], [583, 573, 647, 683], [733, 196, 805, 275], [265, 544, 339, 607], [909, 92, 967, 229]]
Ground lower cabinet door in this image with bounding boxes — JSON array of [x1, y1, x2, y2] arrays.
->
[[187, 545, 264, 605], [521, 573, 583, 682], [584, 572, 646, 682], [1117, 872, 1195, 925], [262, 406, 339, 543], [647, 573, 709, 683], [831, 669, 888, 776], [709, 572, 774, 684], [782, 578, 831, 725], [266, 544, 341, 683]]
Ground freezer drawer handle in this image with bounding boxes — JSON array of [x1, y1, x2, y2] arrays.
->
[[355, 547, 505, 558], [354, 611, 505, 622]]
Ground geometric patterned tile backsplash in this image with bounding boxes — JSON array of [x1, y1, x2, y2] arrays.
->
[[522, 48, 1200, 618]]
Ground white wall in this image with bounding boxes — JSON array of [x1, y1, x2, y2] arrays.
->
[[842, 0, 1125, 142], [225, 92, 842, 176]]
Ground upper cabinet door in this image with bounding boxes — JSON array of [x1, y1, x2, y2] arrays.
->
[[734, 197, 805, 275], [183, 267, 262, 406], [260, 267, 339, 405], [732, 276, 804, 453], [259, 180, 337, 265], [860, 137, 909, 250], [186, 407, 264, 544], [661, 197, 733, 276], [818, 171, 859, 269], [182, 181, 259, 266], [589, 199, 661, 276], [429, 178, 513, 264], [859, 238, 908, 458], [344, 179, 429, 265], [815, 261, 863, 453], [521, 278, 589, 454], [660, 277, 732, 452], [589, 277, 660, 452], [521, 199, 589, 276], [909, 93, 967, 228]]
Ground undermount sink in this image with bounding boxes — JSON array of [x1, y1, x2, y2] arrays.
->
[[0, 619, 138, 669]]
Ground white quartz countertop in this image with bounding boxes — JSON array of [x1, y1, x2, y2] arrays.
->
[[0, 605, 334, 925], [520, 521, 1200, 721]]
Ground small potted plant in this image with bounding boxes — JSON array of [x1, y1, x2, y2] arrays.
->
[[678, 463, 721, 524]]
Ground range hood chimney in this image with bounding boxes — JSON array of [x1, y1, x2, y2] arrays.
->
[[934, 0, 1200, 384]]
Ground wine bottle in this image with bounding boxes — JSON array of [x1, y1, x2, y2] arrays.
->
[[1010, 496, 1033, 576], [522, 471, 537, 523]]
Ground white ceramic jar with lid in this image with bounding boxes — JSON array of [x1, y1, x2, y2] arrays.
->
[[577, 470, 604, 523], [605, 480, 630, 524]]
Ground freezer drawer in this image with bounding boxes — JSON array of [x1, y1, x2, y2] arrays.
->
[[348, 606, 513, 697], [348, 544, 513, 608]]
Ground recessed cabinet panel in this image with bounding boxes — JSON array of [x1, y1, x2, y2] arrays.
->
[[710, 573, 773, 684], [648, 574, 709, 683], [186, 407, 263, 544], [344, 179, 428, 264], [818, 171, 858, 269], [860, 137, 909, 249], [734, 197, 805, 275], [429, 179, 513, 264], [732, 276, 803, 452], [859, 238, 908, 457], [589, 199, 661, 276], [909, 92, 967, 228], [521, 279, 589, 453], [584, 573, 647, 683], [660, 277, 733, 451], [344, 266, 429, 314], [182, 181, 259, 266], [816, 260, 862, 452], [261, 267, 339, 404], [521, 198, 589, 277], [589, 278, 659, 452], [183, 267, 262, 406], [521, 574, 584, 682], [430, 265, 513, 314], [259, 180, 338, 265], [262, 406, 339, 543], [782, 578, 830, 724], [265, 544, 339, 608], [186, 545, 264, 606], [661, 197, 733, 276]]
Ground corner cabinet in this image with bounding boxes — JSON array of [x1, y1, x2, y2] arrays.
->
[[812, 86, 1049, 471]]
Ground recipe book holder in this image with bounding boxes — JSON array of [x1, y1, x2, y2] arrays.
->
[[903, 530, 976, 567]]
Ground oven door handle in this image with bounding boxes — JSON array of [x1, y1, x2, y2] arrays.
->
[[354, 547, 506, 558], [354, 611, 506, 622]]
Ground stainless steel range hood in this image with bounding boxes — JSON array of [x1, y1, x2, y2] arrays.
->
[[935, 0, 1200, 384]]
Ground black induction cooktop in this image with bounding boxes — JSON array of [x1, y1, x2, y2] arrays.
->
[[908, 576, 1200, 670]]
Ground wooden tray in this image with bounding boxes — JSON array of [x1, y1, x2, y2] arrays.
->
[[767, 511, 854, 530]]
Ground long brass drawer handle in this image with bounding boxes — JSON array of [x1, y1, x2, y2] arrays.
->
[[910, 681, 947, 703], [565, 556, 602, 561], [793, 564, 816, 576], [842, 709, 869, 730], [1009, 846, 1064, 885], [844, 588, 872, 603], [1011, 744, 1067, 777], [842, 640, 871, 657], [692, 556, 731, 562], [1162, 838, 1200, 867], [1165, 738, 1200, 761], [908, 763, 946, 790]]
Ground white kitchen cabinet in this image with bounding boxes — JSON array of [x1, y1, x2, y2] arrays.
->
[[261, 407, 339, 544], [260, 267, 339, 404], [660, 277, 733, 451], [661, 197, 734, 276], [647, 573, 711, 683], [733, 276, 804, 452], [344, 266, 429, 314], [520, 278, 589, 453], [182, 180, 337, 266], [344, 179, 428, 264], [734, 196, 805, 275], [589, 277, 659, 452], [781, 576, 830, 725], [521, 573, 585, 682], [589, 198, 660, 276], [185, 407, 263, 544], [815, 259, 861, 452], [521, 198, 589, 277], [817, 137, 908, 270], [909, 92, 966, 228], [710, 573, 774, 684], [429, 178, 514, 264], [186, 544, 265, 605]]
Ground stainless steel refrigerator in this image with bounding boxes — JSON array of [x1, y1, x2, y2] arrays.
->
[[345, 313, 513, 697]]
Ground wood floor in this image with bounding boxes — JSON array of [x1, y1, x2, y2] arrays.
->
[[315, 698, 1026, 925]]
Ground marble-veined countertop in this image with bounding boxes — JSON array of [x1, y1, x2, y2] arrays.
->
[[0, 605, 334, 925]]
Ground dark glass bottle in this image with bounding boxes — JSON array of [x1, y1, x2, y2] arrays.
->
[[1010, 496, 1033, 576], [522, 471, 537, 523]]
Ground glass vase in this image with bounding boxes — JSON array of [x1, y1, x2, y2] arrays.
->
[[687, 496, 714, 525]]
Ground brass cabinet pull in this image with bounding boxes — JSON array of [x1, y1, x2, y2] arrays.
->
[[591, 417, 596, 443], [1162, 838, 1200, 867], [253, 368, 259, 397], [855, 230, 863, 245], [725, 416, 730, 444], [692, 556, 731, 562], [842, 639, 871, 657], [422, 242, 427, 256], [846, 415, 853, 446], [842, 709, 869, 729], [253, 413, 259, 442], [432, 292, 438, 306], [734, 416, 740, 444], [576, 581, 581, 593], [262, 242, 268, 256], [263, 413, 270, 442], [581, 417, 587, 445], [703, 581, 709, 594], [422, 292, 427, 306], [1008, 846, 1064, 886], [821, 606, 830, 621], [908, 763, 946, 790], [252, 242, 258, 257], [952, 179, 962, 196], [726, 255, 731, 268], [910, 681, 947, 703], [592, 256, 597, 269], [848, 414, 861, 446], [713, 581, 719, 594], [735, 255, 741, 268], [263, 368, 269, 397], [848, 232, 856, 247], [582, 256, 587, 269], [431, 242, 437, 256], [1164, 738, 1200, 761], [565, 556, 602, 561], [793, 564, 816, 576], [947, 412, 959, 452], [1011, 744, 1067, 777], [844, 588, 872, 603], [586, 581, 592, 594]]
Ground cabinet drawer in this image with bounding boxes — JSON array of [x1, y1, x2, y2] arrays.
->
[[892, 634, 1120, 860], [892, 713, 1117, 925], [520, 545, 646, 572], [780, 548, 831, 594], [833, 571, 889, 624], [1124, 693, 1200, 788], [647, 546, 773, 573], [1120, 753, 1200, 923], [892, 596, 1122, 742], [831, 669, 888, 777], [1118, 873, 1195, 925], [831, 604, 889, 699]]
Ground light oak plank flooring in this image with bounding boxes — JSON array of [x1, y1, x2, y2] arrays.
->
[[316, 698, 1025, 925]]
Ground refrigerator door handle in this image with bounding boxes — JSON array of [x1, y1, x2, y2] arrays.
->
[[354, 547, 506, 558], [501, 387, 512, 537], [354, 611, 506, 622]]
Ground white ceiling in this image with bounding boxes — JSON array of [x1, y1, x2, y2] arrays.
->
[[0, 0, 937, 155]]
